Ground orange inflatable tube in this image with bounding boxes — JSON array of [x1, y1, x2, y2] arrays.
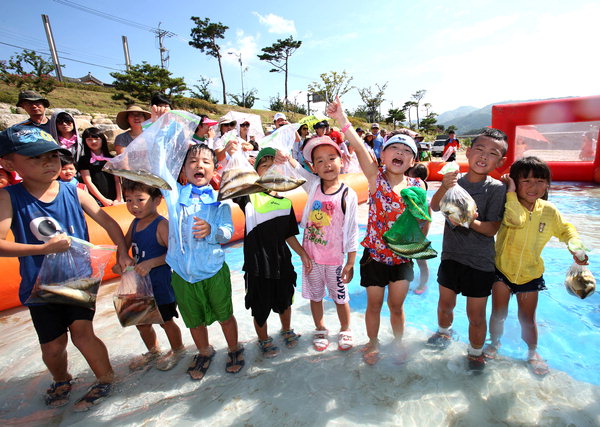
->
[[0, 173, 369, 311]]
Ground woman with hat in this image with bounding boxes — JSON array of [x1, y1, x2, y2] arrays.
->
[[237, 119, 259, 152], [114, 105, 151, 155]]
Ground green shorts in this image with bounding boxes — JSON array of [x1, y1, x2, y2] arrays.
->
[[171, 263, 233, 328]]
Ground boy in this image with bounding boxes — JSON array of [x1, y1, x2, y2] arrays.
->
[[289, 136, 359, 351], [113, 180, 185, 371], [0, 125, 132, 410], [232, 147, 311, 358], [161, 143, 242, 380], [426, 128, 507, 372]]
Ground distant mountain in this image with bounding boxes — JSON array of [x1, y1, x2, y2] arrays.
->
[[436, 106, 478, 125]]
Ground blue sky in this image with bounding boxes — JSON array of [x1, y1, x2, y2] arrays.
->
[[1, 0, 599, 116]]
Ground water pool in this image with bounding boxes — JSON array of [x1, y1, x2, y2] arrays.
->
[[225, 182, 600, 385]]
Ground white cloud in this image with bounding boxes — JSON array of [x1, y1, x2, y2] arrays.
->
[[223, 30, 259, 67], [252, 12, 296, 34]]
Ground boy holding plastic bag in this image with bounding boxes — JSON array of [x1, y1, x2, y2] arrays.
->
[[427, 128, 507, 372], [0, 125, 132, 410]]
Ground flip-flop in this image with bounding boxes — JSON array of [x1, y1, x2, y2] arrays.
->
[[73, 382, 112, 412], [313, 330, 329, 352], [45, 379, 73, 408], [338, 330, 354, 351], [226, 346, 245, 374], [483, 343, 500, 360], [187, 348, 216, 381]]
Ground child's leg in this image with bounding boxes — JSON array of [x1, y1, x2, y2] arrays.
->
[[219, 315, 239, 352], [136, 324, 159, 352], [189, 325, 212, 355], [40, 333, 71, 382], [416, 259, 429, 290], [69, 320, 114, 383], [254, 318, 270, 341], [465, 296, 488, 351], [437, 286, 457, 329], [160, 320, 184, 351], [516, 291, 539, 352], [365, 286, 385, 344], [279, 307, 292, 332], [335, 302, 351, 331], [387, 279, 410, 340], [310, 300, 326, 330], [488, 281, 511, 346]]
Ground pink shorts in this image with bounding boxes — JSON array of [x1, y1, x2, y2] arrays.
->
[[302, 262, 350, 304]]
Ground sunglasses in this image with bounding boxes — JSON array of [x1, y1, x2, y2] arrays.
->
[[240, 123, 250, 128], [57, 120, 74, 125]]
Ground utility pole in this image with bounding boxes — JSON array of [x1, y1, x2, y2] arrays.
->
[[228, 52, 244, 107], [121, 36, 131, 72], [41, 14, 63, 82], [154, 22, 174, 69]]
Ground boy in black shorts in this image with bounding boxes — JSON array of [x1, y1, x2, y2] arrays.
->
[[427, 128, 507, 371]]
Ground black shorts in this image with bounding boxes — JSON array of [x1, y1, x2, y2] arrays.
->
[[495, 269, 546, 294], [244, 270, 296, 327], [359, 248, 414, 288], [158, 301, 179, 323], [437, 259, 495, 298], [29, 303, 95, 344]]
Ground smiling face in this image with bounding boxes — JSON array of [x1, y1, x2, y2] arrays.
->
[[380, 143, 415, 174], [127, 111, 146, 129], [59, 163, 76, 181], [183, 147, 215, 187], [125, 189, 161, 220], [311, 144, 341, 182], [465, 136, 506, 177], [516, 172, 549, 210]]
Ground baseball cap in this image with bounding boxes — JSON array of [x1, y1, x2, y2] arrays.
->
[[371, 123, 380, 129], [16, 90, 50, 108], [273, 112, 287, 122], [356, 127, 364, 133], [254, 147, 277, 170], [302, 136, 342, 162], [313, 120, 328, 130], [202, 117, 218, 126], [381, 134, 418, 158], [0, 125, 71, 157]]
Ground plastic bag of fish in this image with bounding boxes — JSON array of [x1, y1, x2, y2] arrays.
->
[[256, 124, 306, 192], [438, 162, 477, 227], [218, 144, 265, 201], [564, 262, 596, 299], [103, 110, 200, 190], [26, 237, 116, 308], [113, 269, 164, 327]]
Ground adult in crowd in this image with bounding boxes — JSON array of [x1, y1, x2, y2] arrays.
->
[[313, 120, 327, 137], [16, 90, 51, 133], [292, 123, 312, 172], [193, 115, 218, 146], [49, 110, 84, 162], [273, 112, 289, 128], [371, 123, 384, 163], [238, 118, 259, 151], [325, 122, 344, 145], [114, 105, 151, 155], [355, 127, 365, 140], [443, 131, 460, 162]]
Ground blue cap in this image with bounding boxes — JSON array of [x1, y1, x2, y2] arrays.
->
[[0, 125, 71, 157], [382, 134, 418, 158]]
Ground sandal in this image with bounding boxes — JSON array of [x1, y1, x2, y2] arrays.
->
[[226, 346, 245, 374], [73, 382, 112, 412], [156, 348, 186, 371], [280, 329, 301, 349], [313, 330, 329, 352], [483, 343, 500, 360], [338, 330, 353, 351], [258, 337, 280, 359], [45, 379, 73, 408], [528, 353, 549, 377], [187, 348, 216, 381]]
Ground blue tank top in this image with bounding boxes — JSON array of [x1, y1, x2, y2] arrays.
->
[[7, 182, 89, 304], [131, 215, 174, 305]]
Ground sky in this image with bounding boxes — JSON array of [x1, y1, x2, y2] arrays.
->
[[1, 0, 599, 117]]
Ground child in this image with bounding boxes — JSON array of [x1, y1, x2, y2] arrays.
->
[[426, 128, 508, 372], [161, 142, 242, 380], [115, 179, 185, 371], [326, 97, 426, 364], [58, 154, 85, 191], [484, 156, 588, 376], [288, 136, 358, 351], [231, 146, 310, 358], [0, 125, 132, 411], [406, 163, 430, 295], [79, 127, 122, 207], [49, 110, 84, 162]]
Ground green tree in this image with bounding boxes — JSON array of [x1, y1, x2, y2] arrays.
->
[[419, 112, 438, 133], [386, 108, 406, 129], [446, 124, 458, 133], [189, 17, 229, 104], [308, 70, 353, 103], [189, 77, 218, 104], [228, 89, 258, 109], [402, 101, 417, 129], [0, 49, 59, 94], [356, 82, 388, 123], [110, 62, 187, 105], [411, 89, 426, 128], [257, 36, 302, 102]]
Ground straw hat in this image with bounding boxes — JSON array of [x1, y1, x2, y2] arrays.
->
[[116, 105, 151, 130]]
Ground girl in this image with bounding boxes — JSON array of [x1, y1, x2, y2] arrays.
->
[[484, 156, 588, 376], [49, 111, 84, 162], [79, 127, 122, 206], [114, 105, 150, 155], [326, 97, 426, 365]]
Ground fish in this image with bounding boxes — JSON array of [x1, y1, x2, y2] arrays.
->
[[103, 167, 172, 190], [218, 168, 264, 201], [256, 174, 306, 192], [114, 295, 163, 327], [439, 195, 477, 227], [47, 277, 100, 291], [565, 267, 596, 299], [38, 284, 96, 305]]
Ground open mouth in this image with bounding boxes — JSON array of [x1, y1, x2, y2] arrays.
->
[[391, 158, 403, 166], [194, 172, 205, 179]]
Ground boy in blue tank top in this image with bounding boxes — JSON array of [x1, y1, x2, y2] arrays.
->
[[0, 125, 132, 411], [114, 180, 184, 372]]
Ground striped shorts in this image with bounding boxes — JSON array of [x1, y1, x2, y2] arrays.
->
[[302, 262, 350, 304]]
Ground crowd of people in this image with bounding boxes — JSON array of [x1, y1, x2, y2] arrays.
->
[[0, 90, 590, 412]]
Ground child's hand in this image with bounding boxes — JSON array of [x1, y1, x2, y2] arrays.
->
[[325, 96, 348, 124], [208, 128, 216, 139], [571, 251, 589, 266], [111, 263, 123, 275], [441, 171, 459, 190], [501, 174, 516, 192], [274, 149, 289, 164], [192, 217, 211, 239], [342, 263, 354, 284], [151, 105, 170, 122], [43, 233, 71, 254], [301, 252, 313, 273], [134, 260, 152, 276], [117, 251, 134, 271]]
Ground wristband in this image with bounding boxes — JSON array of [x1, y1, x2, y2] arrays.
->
[[340, 123, 352, 133]]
